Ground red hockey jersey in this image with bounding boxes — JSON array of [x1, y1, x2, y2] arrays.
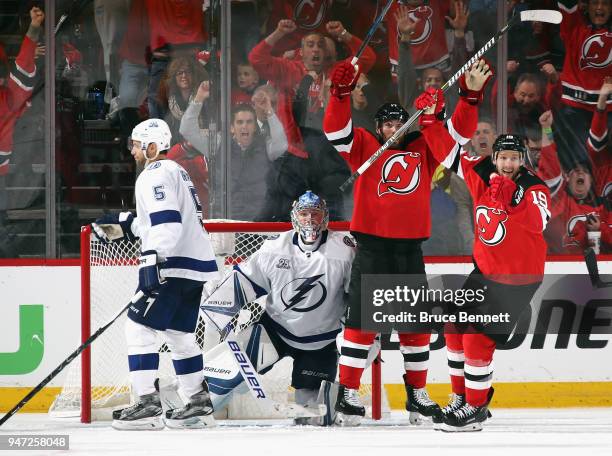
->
[[537, 140, 609, 253], [323, 94, 476, 239], [145, 0, 206, 51], [249, 36, 375, 158], [587, 108, 611, 202], [0, 36, 37, 176], [421, 122, 551, 283], [557, 0, 612, 112], [387, 0, 451, 74]]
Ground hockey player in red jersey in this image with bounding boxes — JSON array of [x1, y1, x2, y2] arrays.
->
[[418, 96, 552, 430], [323, 58, 491, 425], [0, 6, 44, 176]]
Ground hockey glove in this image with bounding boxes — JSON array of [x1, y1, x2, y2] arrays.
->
[[92, 211, 137, 243], [138, 250, 166, 297], [489, 173, 517, 211], [459, 58, 493, 105], [330, 61, 359, 99], [415, 87, 445, 126]]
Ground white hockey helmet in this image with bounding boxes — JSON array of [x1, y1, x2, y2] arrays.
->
[[291, 190, 329, 243], [130, 118, 172, 161]]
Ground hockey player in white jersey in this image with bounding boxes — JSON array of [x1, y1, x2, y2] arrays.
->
[[202, 191, 355, 424], [91, 119, 220, 430]]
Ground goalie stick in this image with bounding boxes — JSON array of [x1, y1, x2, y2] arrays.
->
[[339, 9, 563, 192], [0, 291, 145, 427], [584, 248, 612, 289]]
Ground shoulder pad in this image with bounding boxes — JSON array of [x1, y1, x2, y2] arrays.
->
[[515, 167, 546, 191]]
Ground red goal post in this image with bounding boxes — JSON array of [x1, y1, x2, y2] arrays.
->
[[60, 221, 383, 423]]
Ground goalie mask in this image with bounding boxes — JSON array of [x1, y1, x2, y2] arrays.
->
[[291, 191, 329, 244], [129, 118, 172, 162]]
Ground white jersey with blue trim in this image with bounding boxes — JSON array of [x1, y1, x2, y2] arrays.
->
[[236, 230, 355, 350], [134, 159, 220, 282]]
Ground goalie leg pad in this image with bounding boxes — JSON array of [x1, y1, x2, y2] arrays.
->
[[203, 324, 280, 413], [293, 381, 339, 426], [125, 319, 160, 397]]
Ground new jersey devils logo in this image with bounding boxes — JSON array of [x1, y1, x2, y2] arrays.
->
[[294, 0, 329, 31], [405, 6, 433, 45], [475, 206, 508, 246], [579, 32, 612, 70], [603, 182, 612, 200], [378, 152, 422, 196], [566, 212, 597, 236]]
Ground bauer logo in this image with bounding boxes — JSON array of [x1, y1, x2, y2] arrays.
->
[[227, 341, 266, 399], [0, 305, 44, 375]]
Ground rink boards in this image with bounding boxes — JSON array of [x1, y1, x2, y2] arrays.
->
[[0, 258, 611, 412]]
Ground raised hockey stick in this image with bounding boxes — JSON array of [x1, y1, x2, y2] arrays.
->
[[0, 291, 144, 427], [584, 248, 612, 288], [350, 0, 394, 66], [338, 9, 563, 192]]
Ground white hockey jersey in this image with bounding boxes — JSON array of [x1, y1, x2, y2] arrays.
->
[[133, 159, 220, 282], [236, 230, 355, 350]]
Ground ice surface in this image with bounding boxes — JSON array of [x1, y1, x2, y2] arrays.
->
[[1, 409, 611, 456]]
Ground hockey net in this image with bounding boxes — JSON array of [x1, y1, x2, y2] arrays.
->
[[49, 221, 387, 422]]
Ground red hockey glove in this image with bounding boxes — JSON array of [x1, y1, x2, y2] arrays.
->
[[415, 87, 445, 126], [330, 61, 359, 99], [459, 58, 494, 105], [489, 173, 517, 210]]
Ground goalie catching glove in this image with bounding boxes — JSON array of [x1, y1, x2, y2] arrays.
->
[[330, 61, 360, 99], [92, 211, 137, 243]]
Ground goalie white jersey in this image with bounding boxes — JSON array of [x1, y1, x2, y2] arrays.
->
[[235, 230, 356, 350], [134, 159, 220, 282]]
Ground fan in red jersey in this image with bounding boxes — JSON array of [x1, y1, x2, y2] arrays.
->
[[323, 58, 492, 426], [418, 104, 551, 431]]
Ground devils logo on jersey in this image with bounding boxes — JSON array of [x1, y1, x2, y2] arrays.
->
[[378, 152, 422, 196], [475, 206, 509, 246], [566, 212, 598, 236], [293, 0, 329, 31], [280, 274, 327, 313], [579, 32, 612, 70], [405, 6, 433, 45]]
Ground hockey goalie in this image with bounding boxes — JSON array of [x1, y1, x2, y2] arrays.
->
[[197, 191, 356, 425]]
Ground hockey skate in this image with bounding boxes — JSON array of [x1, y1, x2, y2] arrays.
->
[[404, 377, 442, 425], [440, 402, 489, 432], [111, 391, 164, 431], [432, 393, 465, 430], [335, 385, 365, 427], [164, 381, 215, 429]]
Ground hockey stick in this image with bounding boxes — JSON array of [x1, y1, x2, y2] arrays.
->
[[584, 248, 612, 288], [0, 291, 144, 427], [350, 0, 394, 66], [338, 9, 563, 192]]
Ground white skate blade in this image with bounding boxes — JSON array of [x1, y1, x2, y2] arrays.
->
[[112, 416, 164, 431], [164, 414, 216, 429], [335, 412, 363, 427], [440, 422, 483, 432], [409, 411, 433, 425]]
